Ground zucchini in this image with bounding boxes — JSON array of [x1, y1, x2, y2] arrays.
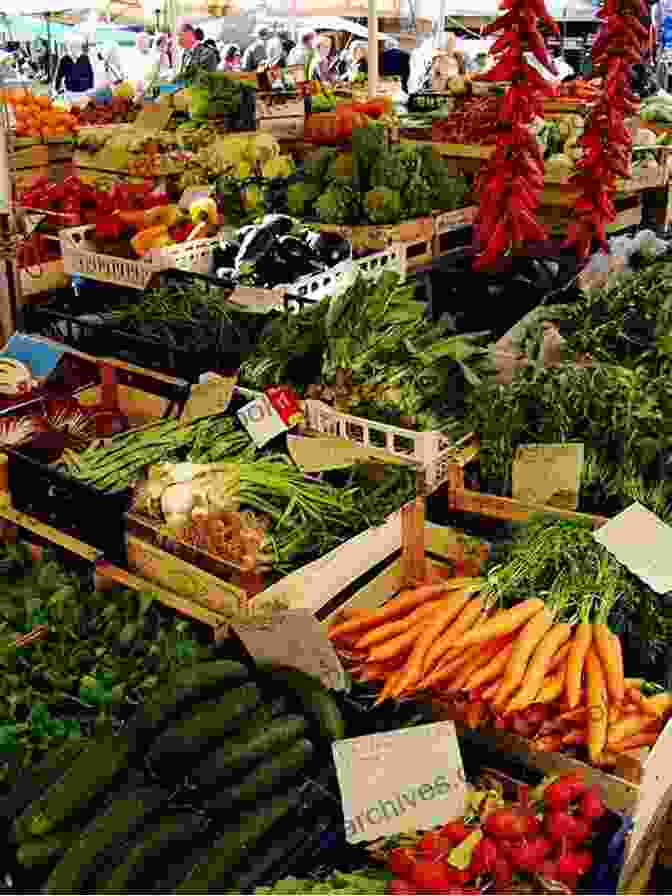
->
[[124, 660, 250, 750], [147, 682, 261, 775], [16, 832, 77, 869], [0, 739, 85, 827], [202, 737, 314, 815], [174, 792, 304, 893], [95, 811, 210, 894], [257, 665, 346, 742], [44, 785, 169, 894], [190, 705, 305, 790], [14, 733, 134, 841]]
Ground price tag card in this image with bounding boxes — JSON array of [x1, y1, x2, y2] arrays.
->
[[332, 721, 468, 844], [180, 374, 237, 424], [512, 442, 584, 509], [618, 719, 672, 893], [232, 610, 347, 692], [594, 502, 672, 595], [237, 394, 288, 447]]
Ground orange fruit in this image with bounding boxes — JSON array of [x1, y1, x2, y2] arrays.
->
[[35, 95, 51, 108]]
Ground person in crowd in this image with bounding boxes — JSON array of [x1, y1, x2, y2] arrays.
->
[[287, 29, 316, 67], [265, 27, 284, 66], [348, 40, 368, 80], [241, 26, 270, 71], [221, 43, 242, 71], [179, 22, 219, 75], [382, 37, 411, 91], [94, 41, 124, 87], [311, 34, 338, 82], [54, 41, 94, 98]]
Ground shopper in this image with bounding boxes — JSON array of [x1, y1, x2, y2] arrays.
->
[[382, 37, 411, 92], [221, 43, 242, 71], [54, 42, 94, 100], [348, 41, 368, 80], [179, 23, 219, 76], [241, 26, 270, 72], [266, 28, 285, 66], [311, 34, 338, 83], [287, 30, 316, 67]]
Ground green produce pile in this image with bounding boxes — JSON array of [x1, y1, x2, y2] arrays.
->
[[288, 126, 469, 225], [465, 361, 672, 512], [187, 71, 255, 120], [0, 544, 208, 781], [487, 514, 672, 679], [252, 870, 392, 893], [242, 271, 492, 434], [5, 661, 345, 895], [640, 94, 672, 125]]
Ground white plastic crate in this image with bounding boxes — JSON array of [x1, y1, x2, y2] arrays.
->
[[303, 399, 477, 494], [60, 225, 219, 290]]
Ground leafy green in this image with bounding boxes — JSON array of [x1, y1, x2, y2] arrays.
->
[[364, 188, 402, 225], [316, 183, 359, 225], [253, 869, 392, 894]]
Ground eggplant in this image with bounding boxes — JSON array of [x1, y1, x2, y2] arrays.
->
[[303, 231, 351, 267], [235, 226, 276, 271], [275, 236, 323, 280], [258, 214, 295, 237], [215, 267, 237, 284], [213, 240, 240, 271]]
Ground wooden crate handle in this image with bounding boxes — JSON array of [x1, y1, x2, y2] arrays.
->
[[401, 496, 427, 586]]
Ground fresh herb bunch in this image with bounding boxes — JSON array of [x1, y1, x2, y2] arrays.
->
[[0, 544, 208, 779], [252, 869, 392, 894], [485, 513, 672, 682], [556, 253, 672, 372], [465, 361, 672, 510]]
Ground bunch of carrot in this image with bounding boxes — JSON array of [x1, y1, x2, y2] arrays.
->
[[329, 582, 672, 768]]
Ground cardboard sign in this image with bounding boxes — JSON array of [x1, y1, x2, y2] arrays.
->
[[332, 721, 468, 844], [512, 442, 584, 509], [180, 375, 237, 424], [287, 434, 409, 473], [232, 610, 347, 691], [237, 394, 287, 447], [594, 502, 672, 595], [618, 719, 672, 893]]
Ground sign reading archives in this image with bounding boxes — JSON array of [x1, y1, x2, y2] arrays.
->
[[332, 721, 468, 843]]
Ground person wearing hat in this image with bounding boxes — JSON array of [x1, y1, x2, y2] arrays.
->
[[287, 30, 316, 67], [179, 22, 219, 76], [241, 26, 270, 72]]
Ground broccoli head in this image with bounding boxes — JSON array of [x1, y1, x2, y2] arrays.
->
[[316, 183, 359, 225], [421, 150, 469, 211], [303, 147, 338, 190], [402, 169, 434, 218], [287, 181, 320, 217], [327, 152, 354, 184], [370, 147, 410, 193], [364, 187, 402, 225], [352, 124, 387, 193]]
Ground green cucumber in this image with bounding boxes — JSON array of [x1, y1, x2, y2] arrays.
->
[[14, 733, 134, 841], [202, 737, 315, 814], [124, 660, 250, 750], [174, 793, 301, 893], [95, 811, 210, 894], [0, 739, 86, 827], [44, 785, 169, 894], [147, 682, 261, 774], [16, 832, 78, 869], [257, 665, 346, 742], [190, 706, 304, 790]]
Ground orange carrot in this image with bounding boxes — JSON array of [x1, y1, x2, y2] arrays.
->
[[585, 646, 608, 763], [549, 641, 572, 672], [359, 662, 394, 682], [508, 622, 573, 712], [626, 687, 646, 710], [532, 734, 564, 753], [481, 678, 504, 703], [610, 731, 662, 752], [607, 713, 659, 748], [451, 639, 506, 694], [565, 621, 592, 710], [467, 641, 515, 690], [327, 582, 463, 640], [562, 729, 586, 747], [419, 644, 483, 692], [464, 701, 487, 729], [423, 598, 486, 675], [535, 663, 568, 705], [449, 598, 545, 651], [367, 621, 425, 663], [593, 623, 624, 705], [374, 667, 406, 705], [640, 692, 672, 719], [354, 601, 442, 650], [494, 607, 555, 711], [624, 677, 644, 690]]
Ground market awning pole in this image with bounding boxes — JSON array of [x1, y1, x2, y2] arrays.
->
[[368, 0, 378, 98]]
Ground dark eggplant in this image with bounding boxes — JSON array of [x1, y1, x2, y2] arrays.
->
[[258, 214, 295, 237], [235, 227, 276, 271], [275, 236, 323, 279], [212, 240, 240, 271], [304, 231, 351, 267]]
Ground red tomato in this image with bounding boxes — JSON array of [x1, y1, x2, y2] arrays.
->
[[389, 848, 417, 879]]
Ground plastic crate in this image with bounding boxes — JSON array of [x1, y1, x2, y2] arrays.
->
[[303, 399, 478, 494], [60, 225, 219, 290]]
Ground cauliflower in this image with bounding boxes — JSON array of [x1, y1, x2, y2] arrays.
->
[[327, 152, 354, 183], [287, 181, 319, 217], [262, 155, 296, 179], [316, 184, 359, 225], [364, 188, 402, 225]]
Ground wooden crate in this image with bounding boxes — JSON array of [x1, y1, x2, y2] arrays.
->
[[539, 195, 642, 235], [319, 217, 435, 270], [433, 205, 478, 256]]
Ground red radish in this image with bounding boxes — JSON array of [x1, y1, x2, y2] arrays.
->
[[411, 859, 455, 893], [493, 854, 513, 888], [580, 785, 607, 823], [568, 816, 591, 843], [470, 836, 499, 874], [545, 810, 590, 843], [439, 821, 473, 845], [389, 848, 417, 879], [544, 772, 588, 810], [444, 867, 471, 886], [388, 878, 419, 894], [507, 836, 552, 872], [416, 832, 450, 858], [484, 807, 539, 838], [540, 858, 560, 880]]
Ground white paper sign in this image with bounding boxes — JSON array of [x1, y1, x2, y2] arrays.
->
[[619, 719, 672, 892], [237, 395, 288, 448], [594, 502, 672, 595], [232, 610, 347, 692], [332, 721, 468, 844]]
